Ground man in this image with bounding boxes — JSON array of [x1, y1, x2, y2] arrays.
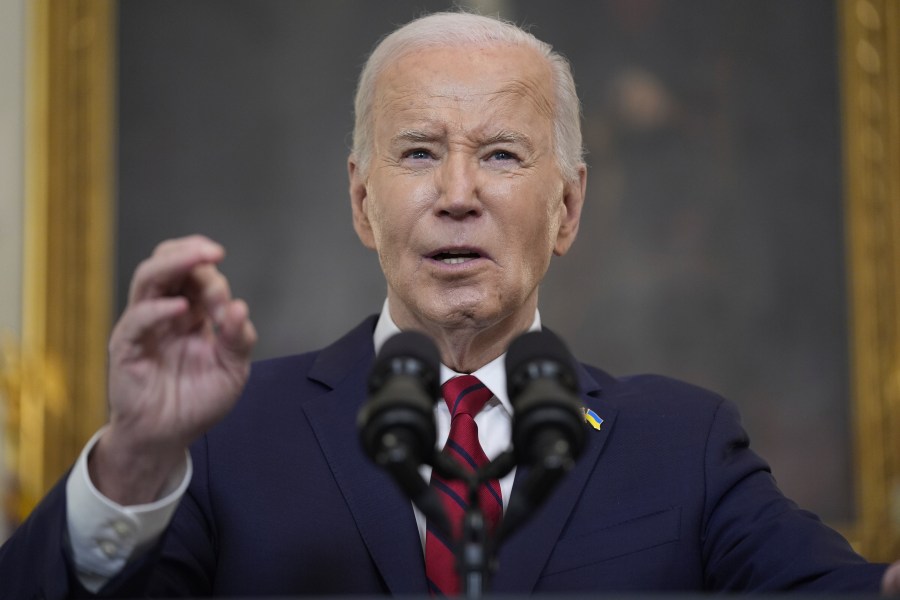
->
[[1, 11, 898, 598]]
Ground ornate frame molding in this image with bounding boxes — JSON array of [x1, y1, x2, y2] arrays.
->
[[1, 0, 115, 522], [1, 0, 898, 562], [840, 0, 900, 561]]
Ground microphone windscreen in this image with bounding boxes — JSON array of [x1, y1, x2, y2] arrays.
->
[[369, 330, 441, 397], [377, 330, 441, 366], [505, 330, 578, 399]]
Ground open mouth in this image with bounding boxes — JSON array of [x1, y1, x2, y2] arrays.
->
[[430, 249, 483, 265]]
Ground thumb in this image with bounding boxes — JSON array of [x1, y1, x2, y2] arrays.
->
[[883, 561, 900, 596], [216, 299, 257, 360]]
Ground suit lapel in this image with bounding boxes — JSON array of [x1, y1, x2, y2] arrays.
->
[[298, 318, 619, 594], [493, 361, 618, 593], [300, 317, 429, 594]]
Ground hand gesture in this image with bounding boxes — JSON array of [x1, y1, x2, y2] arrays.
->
[[885, 560, 900, 596], [90, 236, 257, 504]]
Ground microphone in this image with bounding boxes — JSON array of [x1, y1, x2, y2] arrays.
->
[[357, 330, 448, 534], [506, 330, 586, 469], [359, 330, 440, 468], [501, 330, 586, 539]]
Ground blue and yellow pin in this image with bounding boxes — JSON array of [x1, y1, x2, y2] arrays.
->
[[582, 407, 603, 430]]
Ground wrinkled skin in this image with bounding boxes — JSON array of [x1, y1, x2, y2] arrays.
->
[[350, 43, 586, 372]]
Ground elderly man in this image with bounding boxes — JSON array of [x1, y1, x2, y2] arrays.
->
[[1, 11, 898, 598]]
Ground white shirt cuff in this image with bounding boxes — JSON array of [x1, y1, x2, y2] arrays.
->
[[65, 426, 192, 592]]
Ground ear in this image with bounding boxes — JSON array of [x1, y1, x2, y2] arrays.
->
[[553, 164, 587, 256], [348, 157, 376, 250]]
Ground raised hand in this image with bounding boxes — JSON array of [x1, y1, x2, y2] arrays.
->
[[89, 236, 257, 505], [885, 561, 900, 596]]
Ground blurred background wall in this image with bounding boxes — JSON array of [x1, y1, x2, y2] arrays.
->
[[116, 0, 852, 524]]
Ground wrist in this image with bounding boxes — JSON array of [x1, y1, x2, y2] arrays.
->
[[88, 426, 188, 505]]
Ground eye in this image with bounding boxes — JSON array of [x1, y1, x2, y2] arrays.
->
[[487, 149, 518, 162], [403, 148, 434, 160]]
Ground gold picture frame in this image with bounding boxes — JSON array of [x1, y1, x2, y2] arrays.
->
[[1, 0, 115, 522], [840, 0, 900, 560], [1, 0, 898, 563]]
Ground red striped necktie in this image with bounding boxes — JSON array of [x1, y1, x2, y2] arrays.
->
[[424, 375, 503, 596]]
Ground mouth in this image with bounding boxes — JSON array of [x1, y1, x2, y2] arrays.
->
[[428, 248, 486, 265]]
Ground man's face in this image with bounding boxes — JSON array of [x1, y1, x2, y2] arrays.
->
[[350, 43, 585, 338]]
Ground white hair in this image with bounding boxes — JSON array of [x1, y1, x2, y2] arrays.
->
[[351, 11, 584, 182]]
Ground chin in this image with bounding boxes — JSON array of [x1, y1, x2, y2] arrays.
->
[[394, 283, 511, 330], [424, 297, 496, 330]]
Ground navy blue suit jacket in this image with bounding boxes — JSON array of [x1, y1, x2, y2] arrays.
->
[[0, 316, 887, 597]]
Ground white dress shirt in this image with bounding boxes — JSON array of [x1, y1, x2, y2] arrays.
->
[[66, 300, 535, 590], [372, 300, 532, 547]]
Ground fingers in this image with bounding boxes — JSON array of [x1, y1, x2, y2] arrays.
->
[[182, 269, 256, 359], [884, 561, 900, 596], [129, 235, 225, 304], [216, 298, 258, 359], [110, 296, 190, 351], [182, 263, 233, 328], [126, 235, 235, 335], [116, 234, 256, 359]]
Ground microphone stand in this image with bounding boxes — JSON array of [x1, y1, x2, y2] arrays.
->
[[377, 435, 575, 600], [450, 441, 578, 599], [432, 451, 518, 600], [460, 489, 489, 600]]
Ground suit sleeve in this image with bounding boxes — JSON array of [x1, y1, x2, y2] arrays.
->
[[0, 475, 93, 600], [700, 398, 887, 591], [88, 434, 218, 597], [0, 437, 215, 599]]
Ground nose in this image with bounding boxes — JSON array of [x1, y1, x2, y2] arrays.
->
[[433, 152, 481, 218]]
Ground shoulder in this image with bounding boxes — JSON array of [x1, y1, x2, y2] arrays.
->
[[577, 363, 741, 450], [199, 315, 378, 458], [212, 315, 378, 430], [241, 314, 379, 396], [582, 363, 727, 415]]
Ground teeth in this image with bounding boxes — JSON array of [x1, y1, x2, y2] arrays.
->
[[433, 249, 480, 264]]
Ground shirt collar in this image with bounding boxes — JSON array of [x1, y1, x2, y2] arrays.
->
[[372, 299, 541, 415]]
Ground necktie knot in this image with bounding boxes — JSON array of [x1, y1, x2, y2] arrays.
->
[[442, 375, 492, 418]]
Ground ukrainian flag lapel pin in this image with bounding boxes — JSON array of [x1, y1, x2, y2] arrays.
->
[[583, 407, 603, 431]]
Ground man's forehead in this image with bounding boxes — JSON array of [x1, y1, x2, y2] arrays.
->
[[491, 79, 554, 119], [378, 44, 551, 98], [372, 44, 555, 130], [379, 84, 551, 117]]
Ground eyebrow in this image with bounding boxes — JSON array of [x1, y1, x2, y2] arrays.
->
[[481, 130, 534, 152], [388, 128, 535, 152], [390, 130, 440, 146]]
